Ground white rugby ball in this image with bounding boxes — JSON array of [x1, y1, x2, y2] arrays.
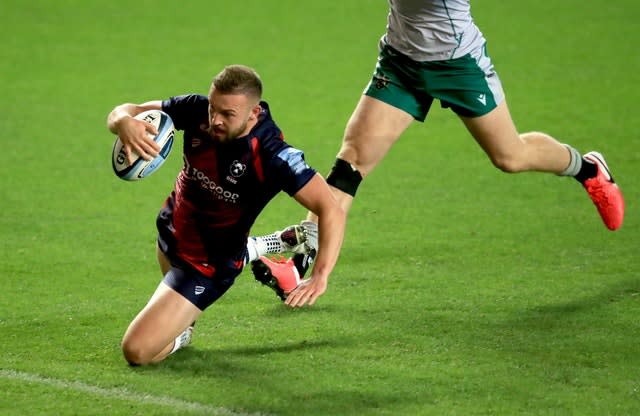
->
[[112, 110, 175, 181]]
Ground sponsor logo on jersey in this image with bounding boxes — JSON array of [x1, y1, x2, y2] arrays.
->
[[183, 156, 240, 203]]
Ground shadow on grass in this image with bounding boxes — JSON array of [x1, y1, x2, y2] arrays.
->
[[191, 337, 338, 357], [472, 278, 640, 368], [130, 336, 407, 415], [123, 280, 640, 415], [130, 337, 346, 374], [509, 278, 640, 324]]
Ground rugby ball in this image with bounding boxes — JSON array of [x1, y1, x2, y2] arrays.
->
[[112, 110, 175, 180]]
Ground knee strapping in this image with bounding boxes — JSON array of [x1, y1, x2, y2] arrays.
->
[[326, 158, 362, 197]]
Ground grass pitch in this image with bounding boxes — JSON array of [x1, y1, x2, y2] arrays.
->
[[1, 1, 639, 415]]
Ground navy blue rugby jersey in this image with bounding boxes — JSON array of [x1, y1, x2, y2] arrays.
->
[[159, 94, 316, 277]]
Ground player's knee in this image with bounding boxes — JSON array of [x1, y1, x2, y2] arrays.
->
[[487, 149, 530, 173], [326, 158, 363, 197], [490, 155, 519, 173], [121, 338, 153, 366]]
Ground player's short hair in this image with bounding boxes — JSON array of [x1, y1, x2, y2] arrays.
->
[[213, 65, 263, 100]]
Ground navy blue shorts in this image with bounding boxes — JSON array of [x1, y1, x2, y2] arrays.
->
[[156, 195, 245, 310], [157, 230, 244, 310], [162, 264, 240, 311]]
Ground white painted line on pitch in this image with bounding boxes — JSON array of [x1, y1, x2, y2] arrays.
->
[[0, 369, 272, 416]]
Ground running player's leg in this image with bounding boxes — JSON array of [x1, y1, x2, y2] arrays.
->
[[309, 43, 422, 221], [307, 94, 414, 222], [452, 45, 623, 230], [460, 100, 572, 174], [253, 96, 414, 292], [461, 99, 624, 230], [253, 95, 414, 288], [255, 46, 423, 287]]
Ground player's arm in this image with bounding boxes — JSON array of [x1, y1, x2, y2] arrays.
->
[[107, 101, 163, 163], [287, 173, 346, 307]]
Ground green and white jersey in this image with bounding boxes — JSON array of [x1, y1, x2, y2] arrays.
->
[[382, 0, 485, 61]]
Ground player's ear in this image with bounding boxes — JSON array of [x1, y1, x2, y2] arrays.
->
[[250, 103, 261, 120]]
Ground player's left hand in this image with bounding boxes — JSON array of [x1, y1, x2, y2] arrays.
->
[[284, 275, 327, 307]]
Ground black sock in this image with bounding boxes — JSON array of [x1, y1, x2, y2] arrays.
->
[[574, 157, 598, 183], [292, 250, 316, 277]]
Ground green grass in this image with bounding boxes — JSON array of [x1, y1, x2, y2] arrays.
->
[[1, 0, 639, 415]]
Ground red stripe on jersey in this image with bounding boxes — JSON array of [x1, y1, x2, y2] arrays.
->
[[251, 137, 264, 183]]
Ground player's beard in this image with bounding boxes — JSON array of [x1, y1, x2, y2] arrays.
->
[[209, 119, 249, 143]]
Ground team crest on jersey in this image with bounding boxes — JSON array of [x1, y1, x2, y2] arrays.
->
[[230, 160, 246, 177]]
